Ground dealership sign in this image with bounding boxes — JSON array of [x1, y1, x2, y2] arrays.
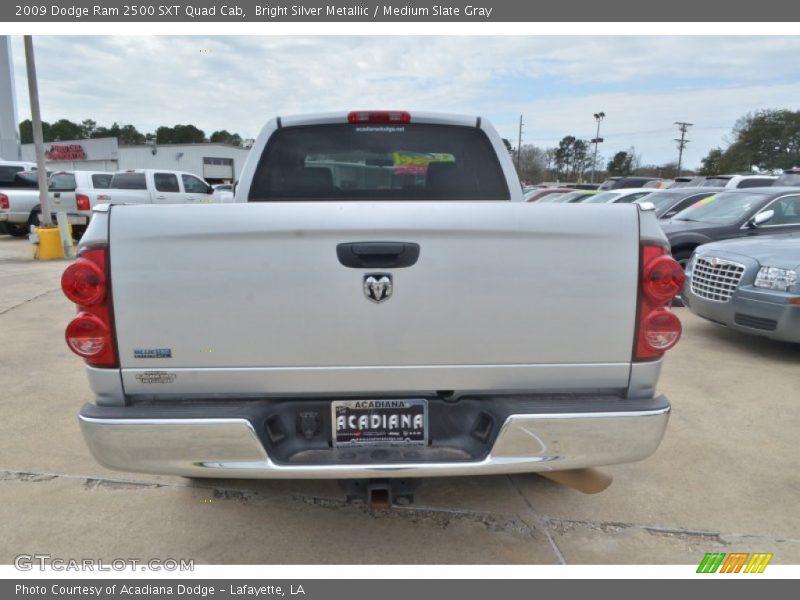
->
[[45, 144, 87, 161]]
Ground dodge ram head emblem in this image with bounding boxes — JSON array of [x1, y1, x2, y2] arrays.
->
[[363, 274, 393, 303]]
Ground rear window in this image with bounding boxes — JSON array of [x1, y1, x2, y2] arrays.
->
[[248, 123, 510, 201], [736, 178, 774, 189], [91, 174, 112, 189], [10, 172, 39, 189], [49, 173, 77, 191], [702, 177, 731, 187], [110, 173, 147, 190]]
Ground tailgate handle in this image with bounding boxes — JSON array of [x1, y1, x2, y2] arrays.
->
[[337, 242, 420, 268]]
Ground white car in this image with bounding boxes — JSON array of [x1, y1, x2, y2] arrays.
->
[[579, 188, 654, 204], [700, 174, 778, 189]]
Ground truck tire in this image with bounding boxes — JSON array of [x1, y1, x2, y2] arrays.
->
[[28, 209, 41, 230], [72, 225, 86, 241], [5, 223, 29, 237]]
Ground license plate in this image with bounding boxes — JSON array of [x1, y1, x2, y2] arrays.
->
[[332, 399, 427, 447]]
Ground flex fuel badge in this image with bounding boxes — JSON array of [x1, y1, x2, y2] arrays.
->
[[134, 348, 172, 359], [135, 372, 177, 385]]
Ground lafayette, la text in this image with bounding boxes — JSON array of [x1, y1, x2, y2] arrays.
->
[[17, 584, 306, 597]]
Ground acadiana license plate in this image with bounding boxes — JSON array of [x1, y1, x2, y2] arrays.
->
[[332, 399, 428, 446]]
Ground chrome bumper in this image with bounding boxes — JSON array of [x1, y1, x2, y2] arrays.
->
[[79, 402, 670, 479]]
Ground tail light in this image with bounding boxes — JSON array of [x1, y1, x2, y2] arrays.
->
[[635, 244, 683, 361], [66, 313, 110, 358], [0, 193, 8, 209], [76, 193, 91, 211], [62, 247, 117, 367], [348, 110, 411, 124]]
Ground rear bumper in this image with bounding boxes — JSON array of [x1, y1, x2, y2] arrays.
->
[[79, 395, 671, 479]]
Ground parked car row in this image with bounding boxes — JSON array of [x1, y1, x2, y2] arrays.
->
[[657, 186, 800, 343], [532, 170, 793, 195], [525, 178, 800, 342]]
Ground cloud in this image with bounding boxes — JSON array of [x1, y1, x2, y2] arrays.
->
[[10, 35, 800, 168]]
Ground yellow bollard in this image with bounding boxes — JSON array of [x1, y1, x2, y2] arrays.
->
[[33, 225, 70, 260]]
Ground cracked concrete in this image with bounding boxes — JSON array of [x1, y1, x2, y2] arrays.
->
[[1, 235, 798, 565]]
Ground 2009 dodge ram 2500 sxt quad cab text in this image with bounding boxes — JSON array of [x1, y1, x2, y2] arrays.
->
[[63, 111, 684, 495]]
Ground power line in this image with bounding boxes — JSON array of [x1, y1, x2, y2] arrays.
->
[[519, 125, 727, 144], [674, 121, 693, 177]]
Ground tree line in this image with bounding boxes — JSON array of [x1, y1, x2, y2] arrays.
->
[[699, 109, 800, 175], [507, 138, 676, 184], [18, 118, 247, 147], [508, 107, 800, 184]]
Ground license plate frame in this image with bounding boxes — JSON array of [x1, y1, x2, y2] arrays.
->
[[331, 399, 428, 447]]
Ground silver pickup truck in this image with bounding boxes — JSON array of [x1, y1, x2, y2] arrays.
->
[[63, 111, 683, 497]]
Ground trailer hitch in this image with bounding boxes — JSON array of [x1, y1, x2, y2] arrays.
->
[[338, 478, 420, 509]]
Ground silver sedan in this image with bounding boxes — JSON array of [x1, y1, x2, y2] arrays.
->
[[682, 233, 800, 343]]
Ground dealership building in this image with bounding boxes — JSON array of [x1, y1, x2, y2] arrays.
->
[[20, 137, 250, 183]]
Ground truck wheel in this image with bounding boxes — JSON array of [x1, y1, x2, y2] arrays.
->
[[71, 225, 86, 241], [4, 223, 29, 237], [28, 209, 42, 230]]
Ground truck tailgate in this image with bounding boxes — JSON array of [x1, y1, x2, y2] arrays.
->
[[110, 202, 640, 396]]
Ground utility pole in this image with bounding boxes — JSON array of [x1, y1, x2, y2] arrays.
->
[[674, 121, 693, 177], [516, 114, 523, 173], [590, 112, 605, 184], [24, 35, 52, 227]]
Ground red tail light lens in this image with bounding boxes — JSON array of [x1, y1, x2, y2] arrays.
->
[[0, 193, 8, 209], [66, 313, 110, 357], [643, 254, 685, 303], [63, 247, 117, 367], [641, 308, 682, 352], [635, 244, 683, 361], [76, 193, 90, 211], [348, 110, 411, 124], [61, 258, 106, 306]]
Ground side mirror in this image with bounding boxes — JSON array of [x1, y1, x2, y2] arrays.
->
[[207, 184, 214, 194], [750, 210, 774, 228]]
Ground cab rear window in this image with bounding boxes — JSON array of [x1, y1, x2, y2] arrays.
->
[[248, 123, 510, 201], [0, 166, 25, 187], [92, 174, 113, 189]]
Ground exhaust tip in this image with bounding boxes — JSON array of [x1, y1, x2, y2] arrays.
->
[[538, 468, 614, 494]]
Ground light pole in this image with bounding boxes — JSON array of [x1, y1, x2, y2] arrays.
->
[[590, 111, 605, 184]]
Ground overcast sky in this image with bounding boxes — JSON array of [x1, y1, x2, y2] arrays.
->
[[10, 35, 800, 169]]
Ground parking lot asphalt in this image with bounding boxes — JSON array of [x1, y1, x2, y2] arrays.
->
[[1, 234, 798, 565]]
